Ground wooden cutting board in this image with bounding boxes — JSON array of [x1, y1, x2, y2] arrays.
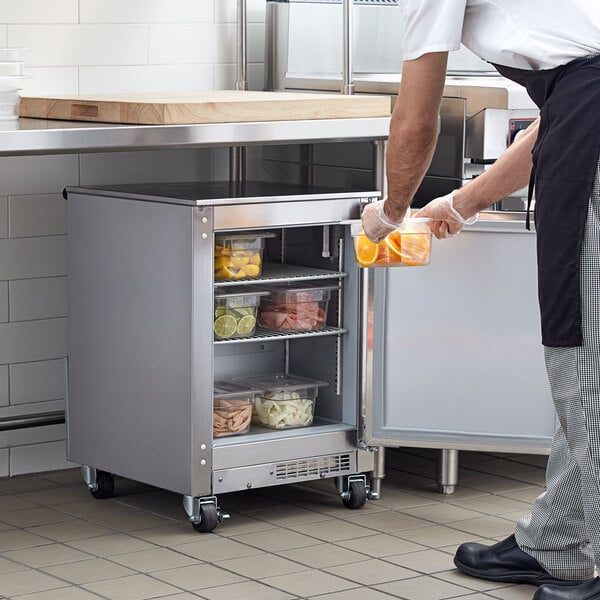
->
[[19, 90, 391, 125]]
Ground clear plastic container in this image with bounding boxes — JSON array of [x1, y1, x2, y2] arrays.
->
[[351, 218, 432, 268], [214, 232, 275, 281], [213, 287, 270, 340], [0, 48, 26, 63], [234, 373, 328, 429], [0, 48, 28, 114], [258, 282, 337, 332], [213, 380, 261, 438], [0, 88, 20, 121]]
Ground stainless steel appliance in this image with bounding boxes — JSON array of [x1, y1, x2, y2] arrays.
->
[[65, 120, 391, 531], [265, 0, 494, 93]]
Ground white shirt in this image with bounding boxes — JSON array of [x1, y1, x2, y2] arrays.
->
[[400, 0, 600, 70]]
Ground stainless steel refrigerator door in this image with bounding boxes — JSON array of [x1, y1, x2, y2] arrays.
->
[[365, 217, 557, 453]]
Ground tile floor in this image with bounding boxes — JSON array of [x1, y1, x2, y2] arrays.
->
[[0, 448, 550, 600]]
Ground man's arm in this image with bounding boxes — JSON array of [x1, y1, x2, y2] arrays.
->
[[361, 52, 448, 242], [452, 117, 539, 218], [416, 117, 539, 238], [383, 52, 449, 222]]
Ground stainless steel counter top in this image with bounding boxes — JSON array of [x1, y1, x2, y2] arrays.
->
[[0, 117, 391, 157]]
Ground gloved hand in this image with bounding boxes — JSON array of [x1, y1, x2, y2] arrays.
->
[[414, 191, 478, 239], [361, 199, 408, 243]]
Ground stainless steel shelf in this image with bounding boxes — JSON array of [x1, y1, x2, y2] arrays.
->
[[214, 325, 346, 345], [213, 420, 355, 447], [214, 263, 347, 287]]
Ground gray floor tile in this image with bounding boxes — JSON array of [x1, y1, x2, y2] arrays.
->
[[171, 535, 263, 562], [339, 532, 428, 558], [197, 580, 296, 600], [2, 541, 92, 567], [217, 553, 309, 578], [0, 569, 68, 596], [261, 568, 359, 597], [277, 542, 369, 568], [41, 557, 137, 584], [375, 574, 476, 599], [150, 563, 246, 591], [324, 557, 419, 585], [82, 573, 181, 599]]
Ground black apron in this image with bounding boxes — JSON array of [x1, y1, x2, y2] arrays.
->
[[493, 55, 600, 347]]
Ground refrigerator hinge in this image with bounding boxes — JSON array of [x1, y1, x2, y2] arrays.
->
[[357, 439, 377, 452]]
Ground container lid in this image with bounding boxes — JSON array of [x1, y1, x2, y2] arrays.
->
[[214, 286, 270, 300], [350, 217, 431, 237], [261, 281, 338, 303], [233, 373, 328, 393], [215, 231, 276, 242], [213, 379, 263, 400]]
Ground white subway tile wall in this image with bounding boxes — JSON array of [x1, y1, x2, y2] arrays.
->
[[0, 366, 7, 406], [0, 0, 267, 475], [0, 198, 7, 238], [9, 277, 68, 322], [0, 282, 7, 323], [9, 360, 65, 405], [0, 1, 78, 24], [9, 194, 67, 238]]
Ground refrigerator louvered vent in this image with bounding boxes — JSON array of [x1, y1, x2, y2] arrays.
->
[[276, 454, 352, 480]]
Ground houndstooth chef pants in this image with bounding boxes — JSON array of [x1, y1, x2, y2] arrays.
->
[[515, 158, 600, 581]]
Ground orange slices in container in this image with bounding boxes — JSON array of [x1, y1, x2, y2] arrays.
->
[[355, 235, 379, 267], [351, 219, 432, 268]]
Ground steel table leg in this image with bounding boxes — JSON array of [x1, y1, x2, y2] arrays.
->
[[437, 448, 459, 494]]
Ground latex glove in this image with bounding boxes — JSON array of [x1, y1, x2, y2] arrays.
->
[[414, 191, 478, 239], [361, 199, 408, 243]]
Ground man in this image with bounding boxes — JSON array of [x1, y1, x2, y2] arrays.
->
[[360, 2, 600, 599]]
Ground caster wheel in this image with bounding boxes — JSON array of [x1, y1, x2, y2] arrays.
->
[[91, 471, 115, 499], [342, 480, 367, 509], [192, 503, 219, 533]]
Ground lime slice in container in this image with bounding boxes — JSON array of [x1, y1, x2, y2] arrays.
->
[[236, 314, 257, 336], [214, 314, 238, 339]]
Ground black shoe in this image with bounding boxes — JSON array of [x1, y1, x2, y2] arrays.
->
[[534, 577, 600, 599], [454, 535, 578, 586]]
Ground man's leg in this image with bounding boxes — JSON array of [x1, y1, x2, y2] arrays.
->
[[516, 348, 595, 581]]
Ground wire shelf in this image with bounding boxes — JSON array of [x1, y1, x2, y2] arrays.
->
[[214, 325, 346, 345], [214, 264, 346, 288]]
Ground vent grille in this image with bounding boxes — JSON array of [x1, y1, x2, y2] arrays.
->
[[276, 453, 352, 480]]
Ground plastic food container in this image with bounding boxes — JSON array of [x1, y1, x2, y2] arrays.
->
[[214, 232, 275, 281], [351, 218, 432, 268], [213, 380, 261, 438], [234, 373, 327, 429], [0, 88, 20, 121], [258, 282, 337, 332], [213, 287, 270, 340]]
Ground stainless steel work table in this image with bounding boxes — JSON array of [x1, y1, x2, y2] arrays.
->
[[0, 117, 391, 156]]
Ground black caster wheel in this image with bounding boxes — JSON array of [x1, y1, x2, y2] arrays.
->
[[192, 503, 219, 533], [90, 471, 115, 499], [342, 480, 367, 509]]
